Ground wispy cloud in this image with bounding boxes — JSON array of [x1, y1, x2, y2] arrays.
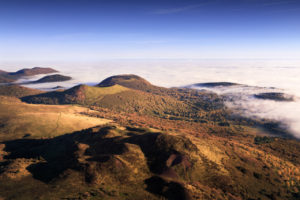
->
[[231, 0, 300, 12], [261, 0, 298, 7], [152, 4, 205, 15]]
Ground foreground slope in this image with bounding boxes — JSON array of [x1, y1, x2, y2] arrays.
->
[[0, 125, 299, 200]]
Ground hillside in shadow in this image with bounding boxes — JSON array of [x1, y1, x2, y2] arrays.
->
[[1, 124, 299, 199]]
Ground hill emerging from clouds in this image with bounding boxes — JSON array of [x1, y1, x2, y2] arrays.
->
[[0, 67, 58, 84], [22, 75, 227, 122], [26, 74, 72, 84]]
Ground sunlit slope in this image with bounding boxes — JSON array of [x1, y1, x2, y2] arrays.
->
[[22, 77, 227, 124], [21, 75, 296, 138], [22, 84, 193, 117], [22, 84, 129, 104], [0, 96, 111, 141]]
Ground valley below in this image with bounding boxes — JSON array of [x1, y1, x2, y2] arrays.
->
[[0, 68, 299, 200]]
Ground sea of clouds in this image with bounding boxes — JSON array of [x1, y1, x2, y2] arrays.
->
[[2, 59, 300, 138]]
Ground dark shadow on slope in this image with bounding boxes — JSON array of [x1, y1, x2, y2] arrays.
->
[[123, 131, 197, 175], [26, 162, 66, 183], [2, 137, 78, 183], [145, 176, 191, 200], [0, 126, 134, 183], [0, 124, 197, 198]]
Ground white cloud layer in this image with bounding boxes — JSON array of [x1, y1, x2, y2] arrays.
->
[[2, 59, 300, 138]]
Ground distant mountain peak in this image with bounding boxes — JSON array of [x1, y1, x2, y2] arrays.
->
[[10, 67, 58, 76], [97, 74, 159, 94], [28, 74, 72, 84], [0, 67, 59, 84]]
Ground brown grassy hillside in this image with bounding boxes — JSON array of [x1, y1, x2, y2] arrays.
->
[[22, 75, 293, 138], [21, 84, 196, 118]]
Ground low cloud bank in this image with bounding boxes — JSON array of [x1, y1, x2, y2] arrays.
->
[[191, 84, 300, 138], [4, 59, 300, 137]]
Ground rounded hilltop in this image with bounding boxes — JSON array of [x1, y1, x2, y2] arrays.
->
[[98, 74, 153, 91]]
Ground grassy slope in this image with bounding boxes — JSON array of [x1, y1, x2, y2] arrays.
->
[[20, 75, 296, 141], [22, 84, 194, 118], [0, 96, 111, 141], [23, 76, 288, 138], [83, 84, 130, 104], [22, 84, 129, 104]]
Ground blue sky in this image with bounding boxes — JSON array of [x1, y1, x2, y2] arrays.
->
[[0, 0, 300, 61]]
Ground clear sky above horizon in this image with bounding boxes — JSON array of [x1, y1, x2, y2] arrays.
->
[[0, 0, 300, 62]]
